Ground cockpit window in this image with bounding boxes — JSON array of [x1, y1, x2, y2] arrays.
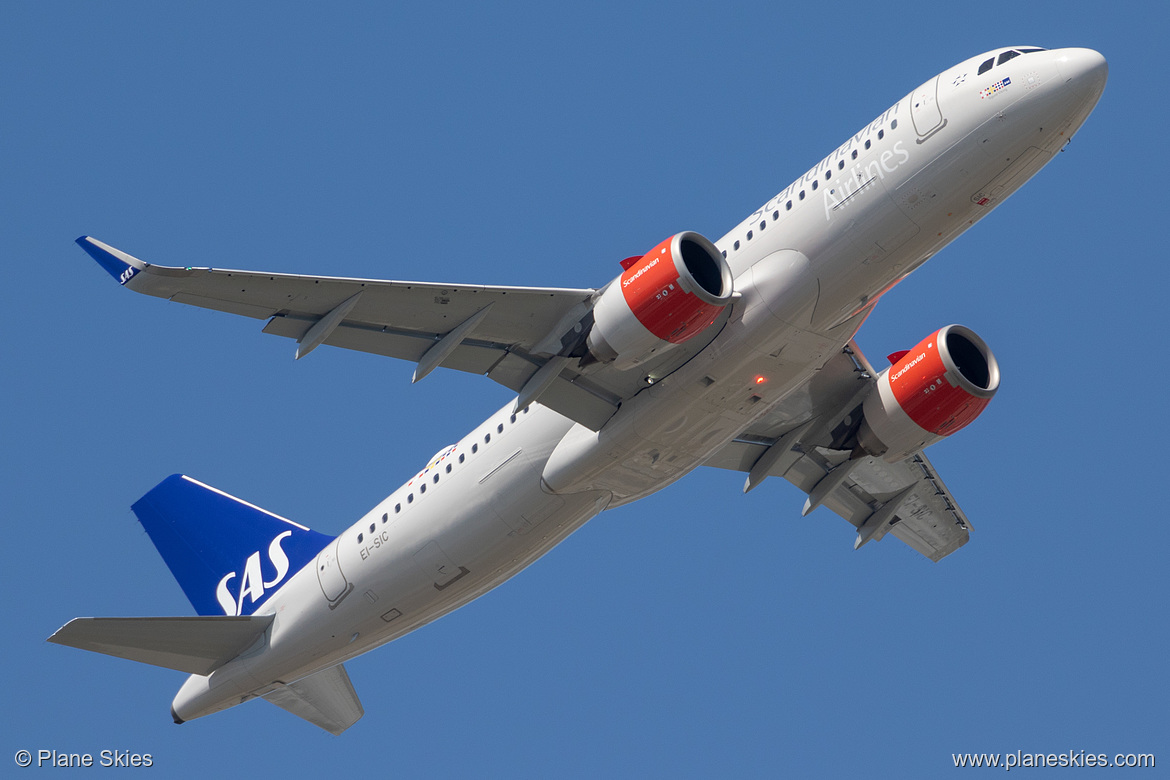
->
[[978, 58, 994, 75], [997, 50, 1020, 66], [1017, 47, 1045, 54]]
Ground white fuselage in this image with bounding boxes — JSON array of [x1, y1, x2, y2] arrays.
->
[[173, 47, 1107, 722]]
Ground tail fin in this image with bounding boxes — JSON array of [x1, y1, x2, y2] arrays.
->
[[132, 475, 334, 616]]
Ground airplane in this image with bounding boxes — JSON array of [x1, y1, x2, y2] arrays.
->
[[50, 46, 1107, 735]]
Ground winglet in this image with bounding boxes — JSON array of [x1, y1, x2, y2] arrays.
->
[[76, 236, 147, 286]]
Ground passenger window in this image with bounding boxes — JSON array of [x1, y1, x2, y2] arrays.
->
[[890, 119, 898, 130], [733, 240, 740, 250], [510, 414, 516, 423], [433, 474, 439, 484], [369, 523, 375, 533], [484, 433, 490, 443], [459, 453, 465, 463], [864, 140, 871, 150], [445, 464, 452, 473], [772, 210, 779, 220], [497, 423, 503, 434], [382, 513, 388, 522], [825, 171, 831, 180], [811, 181, 818, 191], [408, 494, 413, 503], [878, 129, 884, 140], [998, 50, 1019, 65], [978, 57, 994, 75], [746, 230, 753, 240], [358, 533, 364, 543], [395, 503, 401, 513], [799, 191, 805, 200], [786, 201, 792, 210], [419, 483, 426, 494], [838, 160, 845, 170], [471, 443, 478, 453], [759, 220, 766, 230], [851, 150, 858, 160]]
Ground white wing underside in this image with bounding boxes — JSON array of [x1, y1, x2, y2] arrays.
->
[[79, 236, 730, 431], [703, 341, 972, 562]]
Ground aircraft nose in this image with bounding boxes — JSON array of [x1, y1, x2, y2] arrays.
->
[[1056, 48, 1108, 104]]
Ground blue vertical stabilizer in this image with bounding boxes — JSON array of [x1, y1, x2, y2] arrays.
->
[[132, 475, 334, 616]]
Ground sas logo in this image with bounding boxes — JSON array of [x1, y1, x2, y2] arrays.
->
[[215, 531, 294, 616], [118, 266, 136, 284]]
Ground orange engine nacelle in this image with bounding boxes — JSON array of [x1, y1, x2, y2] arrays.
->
[[857, 325, 1000, 462], [587, 232, 734, 370]]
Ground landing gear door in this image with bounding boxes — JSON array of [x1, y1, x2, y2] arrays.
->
[[911, 76, 945, 142], [316, 538, 352, 608]]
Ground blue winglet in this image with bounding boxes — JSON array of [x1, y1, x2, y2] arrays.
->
[[76, 235, 140, 285], [132, 475, 336, 616]]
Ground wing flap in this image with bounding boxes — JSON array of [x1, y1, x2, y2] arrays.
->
[[171, 292, 278, 319], [709, 439, 970, 561], [886, 456, 972, 561], [536, 376, 623, 430], [46, 615, 274, 675], [264, 664, 364, 736]]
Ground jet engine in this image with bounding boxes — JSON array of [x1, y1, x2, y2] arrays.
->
[[586, 232, 734, 370], [856, 325, 999, 462]]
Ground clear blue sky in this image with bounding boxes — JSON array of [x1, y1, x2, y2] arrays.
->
[[3, 2, 1164, 777]]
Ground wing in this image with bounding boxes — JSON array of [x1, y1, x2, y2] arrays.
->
[[704, 340, 971, 562], [80, 236, 630, 428], [80, 236, 738, 430]]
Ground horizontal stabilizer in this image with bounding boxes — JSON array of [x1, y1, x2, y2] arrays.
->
[[264, 664, 364, 735], [47, 615, 274, 675]]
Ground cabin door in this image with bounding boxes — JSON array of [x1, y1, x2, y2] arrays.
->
[[910, 76, 945, 141]]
